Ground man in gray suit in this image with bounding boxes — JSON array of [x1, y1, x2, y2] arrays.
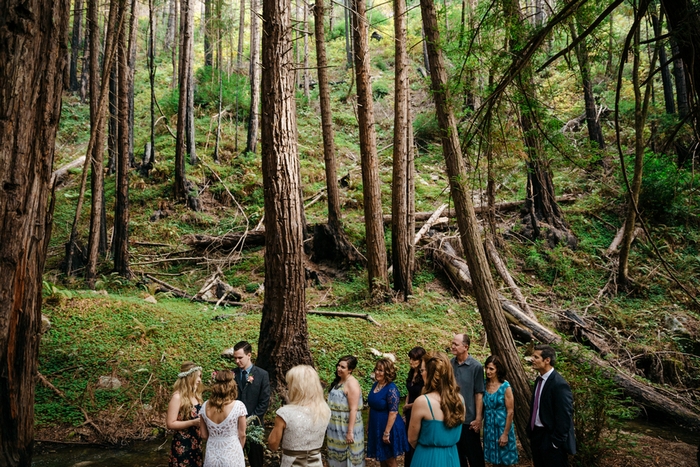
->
[[528, 344, 576, 467], [233, 341, 270, 467]]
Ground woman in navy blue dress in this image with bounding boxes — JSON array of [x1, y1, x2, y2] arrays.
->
[[403, 347, 425, 467], [367, 358, 410, 467]]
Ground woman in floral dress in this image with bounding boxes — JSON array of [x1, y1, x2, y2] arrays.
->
[[167, 362, 204, 467]]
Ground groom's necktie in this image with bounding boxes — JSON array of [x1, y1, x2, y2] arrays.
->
[[530, 376, 543, 430], [241, 369, 247, 386]]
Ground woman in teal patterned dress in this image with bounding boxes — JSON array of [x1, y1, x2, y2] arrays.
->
[[326, 355, 365, 467], [407, 352, 464, 467], [482, 355, 518, 466]]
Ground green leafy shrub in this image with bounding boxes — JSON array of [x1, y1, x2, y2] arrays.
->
[[194, 67, 251, 120], [638, 151, 698, 225], [413, 112, 441, 148], [372, 80, 389, 100]]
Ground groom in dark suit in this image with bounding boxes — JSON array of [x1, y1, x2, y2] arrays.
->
[[528, 344, 576, 467], [233, 341, 270, 467]]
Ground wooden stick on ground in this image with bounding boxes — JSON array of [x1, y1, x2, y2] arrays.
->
[[144, 274, 192, 299], [308, 310, 380, 326], [414, 204, 448, 245]]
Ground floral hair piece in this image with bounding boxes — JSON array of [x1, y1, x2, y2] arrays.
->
[[177, 366, 202, 379], [210, 370, 219, 383]]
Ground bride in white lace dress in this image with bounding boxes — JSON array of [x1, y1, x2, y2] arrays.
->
[[268, 365, 331, 467], [199, 370, 248, 467]]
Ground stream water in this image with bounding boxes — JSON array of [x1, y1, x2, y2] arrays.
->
[[31, 417, 700, 467]]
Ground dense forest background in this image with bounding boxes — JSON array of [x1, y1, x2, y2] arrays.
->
[[2, 0, 700, 465]]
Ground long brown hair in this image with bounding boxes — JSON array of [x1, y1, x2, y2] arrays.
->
[[173, 362, 203, 420], [422, 352, 465, 428], [208, 370, 238, 412]]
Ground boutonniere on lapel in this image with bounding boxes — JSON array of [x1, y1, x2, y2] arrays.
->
[[247, 374, 255, 384]]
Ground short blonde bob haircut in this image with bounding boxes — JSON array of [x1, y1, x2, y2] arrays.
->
[[285, 365, 331, 423]]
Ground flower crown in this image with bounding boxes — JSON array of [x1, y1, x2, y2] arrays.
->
[[178, 366, 202, 378]]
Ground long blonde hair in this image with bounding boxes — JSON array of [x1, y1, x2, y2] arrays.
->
[[286, 365, 331, 422], [208, 370, 238, 412], [173, 362, 203, 420], [422, 352, 465, 428]]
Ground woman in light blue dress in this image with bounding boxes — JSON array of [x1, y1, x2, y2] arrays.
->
[[407, 352, 464, 467], [482, 355, 518, 466]]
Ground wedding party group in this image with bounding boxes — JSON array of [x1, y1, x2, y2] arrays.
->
[[166, 336, 576, 467]]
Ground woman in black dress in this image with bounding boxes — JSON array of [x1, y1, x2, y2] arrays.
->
[[403, 346, 425, 467], [167, 362, 204, 467]]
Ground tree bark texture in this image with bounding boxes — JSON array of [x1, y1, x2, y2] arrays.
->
[[314, 0, 342, 228], [237, 0, 246, 69], [70, 0, 84, 92], [113, 0, 133, 278], [246, 0, 261, 154], [256, 0, 314, 391], [204, 0, 213, 67], [651, 11, 675, 115], [0, 0, 70, 464], [419, 0, 532, 455], [86, 0, 109, 286], [392, 0, 414, 299], [618, 19, 654, 288], [350, 0, 388, 299], [174, 0, 199, 210], [569, 20, 605, 148], [165, 0, 176, 51], [171, 0, 179, 88]]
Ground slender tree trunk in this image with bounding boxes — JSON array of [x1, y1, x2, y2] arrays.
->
[[175, 0, 199, 210], [619, 7, 655, 288], [351, 0, 389, 299], [187, 45, 197, 165], [204, 0, 213, 67], [246, 0, 261, 153], [114, 0, 133, 278], [70, 0, 84, 92], [86, 0, 109, 287], [0, 2, 69, 464], [344, 0, 352, 68], [419, 0, 532, 456], [237, 0, 246, 69], [171, 0, 179, 88], [651, 11, 675, 115], [303, 1, 310, 102], [148, 0, 157, 170], [69, 0, 121, 278], [165, 0, 176, 51], [312, 0, 359, 265], [108, 64, 118, 175], [392, 0, 414, 299], [256, 0, 314, 391], [127, 0, 137, 168], [570, 20, 605, 149]]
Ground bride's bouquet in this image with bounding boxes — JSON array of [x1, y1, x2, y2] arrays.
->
[[245, 415, 265, 452]]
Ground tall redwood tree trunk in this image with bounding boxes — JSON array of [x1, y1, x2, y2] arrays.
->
[[392, 0, 414, 299], [256, 0, 314, 390], [351, 0, 388, 299], [0, 0, 70, 465], [246, 0, 261, 154], [419, 0, 532, 455]]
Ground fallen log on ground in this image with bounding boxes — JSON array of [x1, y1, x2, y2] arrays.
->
[[308, 310, 380, 326], [381, 194, 576, 224], [183, 230, 266, 251], [428, 239, 700, 429], [51, 156, 86, 186]]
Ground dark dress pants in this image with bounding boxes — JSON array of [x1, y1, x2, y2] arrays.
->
[[456, 425, 485, 467], [531, 426, 569, 467], [247, 440, 264, 467]]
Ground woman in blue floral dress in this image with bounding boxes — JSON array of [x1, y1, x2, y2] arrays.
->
[[367, 358, 410, 467], [167, 362, 204, 467], [482, 355, 518, 466]]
